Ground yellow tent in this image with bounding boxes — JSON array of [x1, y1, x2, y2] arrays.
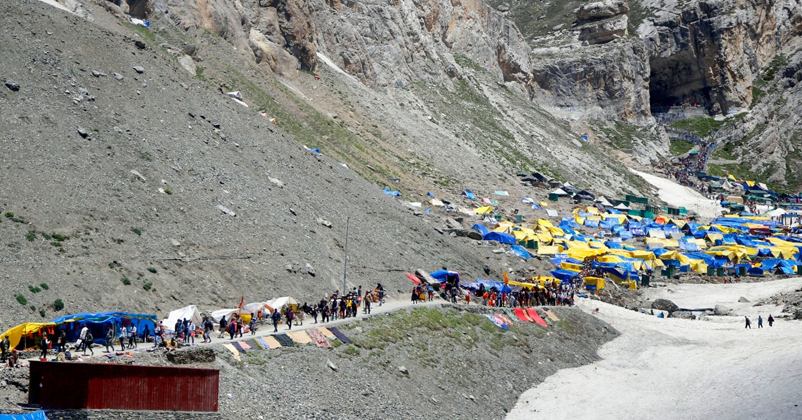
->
[[0, 322, 56, 350], [537, 219, 553, 228], [475, 206, 493, 215], [537, 246, 560, 255]]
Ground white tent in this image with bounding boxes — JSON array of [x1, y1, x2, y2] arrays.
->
[[765, 208, 787, 218], [242, 302, 274, 316], [551, 188, 569, 196], [211, 308, 239, 323], [266, 296, 299, 311], [614, 203, 630, 210], [596, 196, 614, 207], [546, 209, 559, 217], [163, 305, 202, 331]]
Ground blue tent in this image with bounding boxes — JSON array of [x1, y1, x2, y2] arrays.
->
[[471, 224, 490, 236], [605, 241, 623, 250], [509, 245, 532, 259], [550, 269, 580, 282], [476, 279, 511, 294], [383, 188, 401, 196], [483, 231, 516, 244], [462, 190, 476, 200], [50, 312, 157, 345], [429, 270, 461, 284]]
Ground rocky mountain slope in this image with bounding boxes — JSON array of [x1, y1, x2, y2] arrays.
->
[[2, 0, 802, 327]]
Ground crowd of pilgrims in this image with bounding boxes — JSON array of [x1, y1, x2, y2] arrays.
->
[[412, 278, 577, 308]]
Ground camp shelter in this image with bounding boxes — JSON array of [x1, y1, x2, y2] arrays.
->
[[583, 276, 605, 290], [461, 190, 476, 200], [430, 270, 461, 285], [484, 231, 516, 244], [211, 308, 240, 323], [0, 322, 56, 350], [49, 312, 157, 345], [242, 302, 274, 316], [475, 279, 511, 294], [266, 297, 299, 313], [551, 188, 569, 197], [475, 206, 493, 215], [163, 305, 203, 332]]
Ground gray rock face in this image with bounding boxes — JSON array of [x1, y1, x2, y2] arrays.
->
[[640, 0, 794, 113], [577, 14, 628, 45], [528, 38, 652, 122], [576, 0, 629, 21], [651, 298, 680, 313]]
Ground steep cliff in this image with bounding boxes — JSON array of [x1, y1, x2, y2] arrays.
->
[[640, 0, 802, 114]]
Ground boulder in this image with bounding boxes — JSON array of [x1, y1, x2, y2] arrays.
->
[[671, 310, 695, 319], [4, 80, 20, 91], [713, 304, 732, 315], [576, 0, 629, 21], [445, 218, 463, 229], [651, 298, 680, 313], [738, 296, 750, 303], [166, 347, 216, 364], [577, 14, 628, 45]]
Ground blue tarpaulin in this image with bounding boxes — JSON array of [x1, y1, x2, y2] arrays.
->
[[0, 411, 48, 420], [50, 312, 157, 345], [471, 224, 490, 236], [429, 270, 461, 283], [383, 188, 401, 196], [462, 190, 476, 199], [483, 231, 516, 244], [476, 279, 511, 294], [510, 245, 532, 259], [550, 269, 580, 282]]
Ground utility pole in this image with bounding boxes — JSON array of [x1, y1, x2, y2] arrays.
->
[[342, 216, 350, 295]]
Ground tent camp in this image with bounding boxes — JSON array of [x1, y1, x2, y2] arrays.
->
[[163, 305, 203, 332], [266, 296, 299, 313], [48, 312, 157, 345]]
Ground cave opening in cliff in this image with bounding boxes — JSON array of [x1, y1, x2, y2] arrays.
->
[[648, 52, 712, 114]]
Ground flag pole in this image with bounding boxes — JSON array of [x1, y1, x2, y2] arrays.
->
[[342, 216, 350, 295]]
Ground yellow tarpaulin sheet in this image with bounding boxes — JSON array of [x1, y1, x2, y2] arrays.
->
[[537, 219, 553, 228], [431, 198, 444, 206], [537, 246, 560, 255], [0, 322, 56, 350], [475, 206, 493, 214], [583, 276, 605, 290]]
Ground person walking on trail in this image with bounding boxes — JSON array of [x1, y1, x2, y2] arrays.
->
[[271, 309, 281, 333], [40, 334, 50, 359], [78, 324, 91, 354], [768, 314, 774, 327], [83, 328, 94, 356], [218, 316, 227, 339], [363, 291, 372, 315], [249, 314, 258, 336], [129, 324, 138, 348], [228, 319, 237, 340], [757, 316, 763, 328], [104, 326, 115, 353], [118, 325, 127, 351], [745, 316, 752, 329], [0, 335, 9, 363], [286, 308, 294, 330], [203, 317, 213, 343]]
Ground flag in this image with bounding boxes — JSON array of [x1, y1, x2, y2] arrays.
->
[[238, 296, 244, 309], [503, 272, 510, 285]]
